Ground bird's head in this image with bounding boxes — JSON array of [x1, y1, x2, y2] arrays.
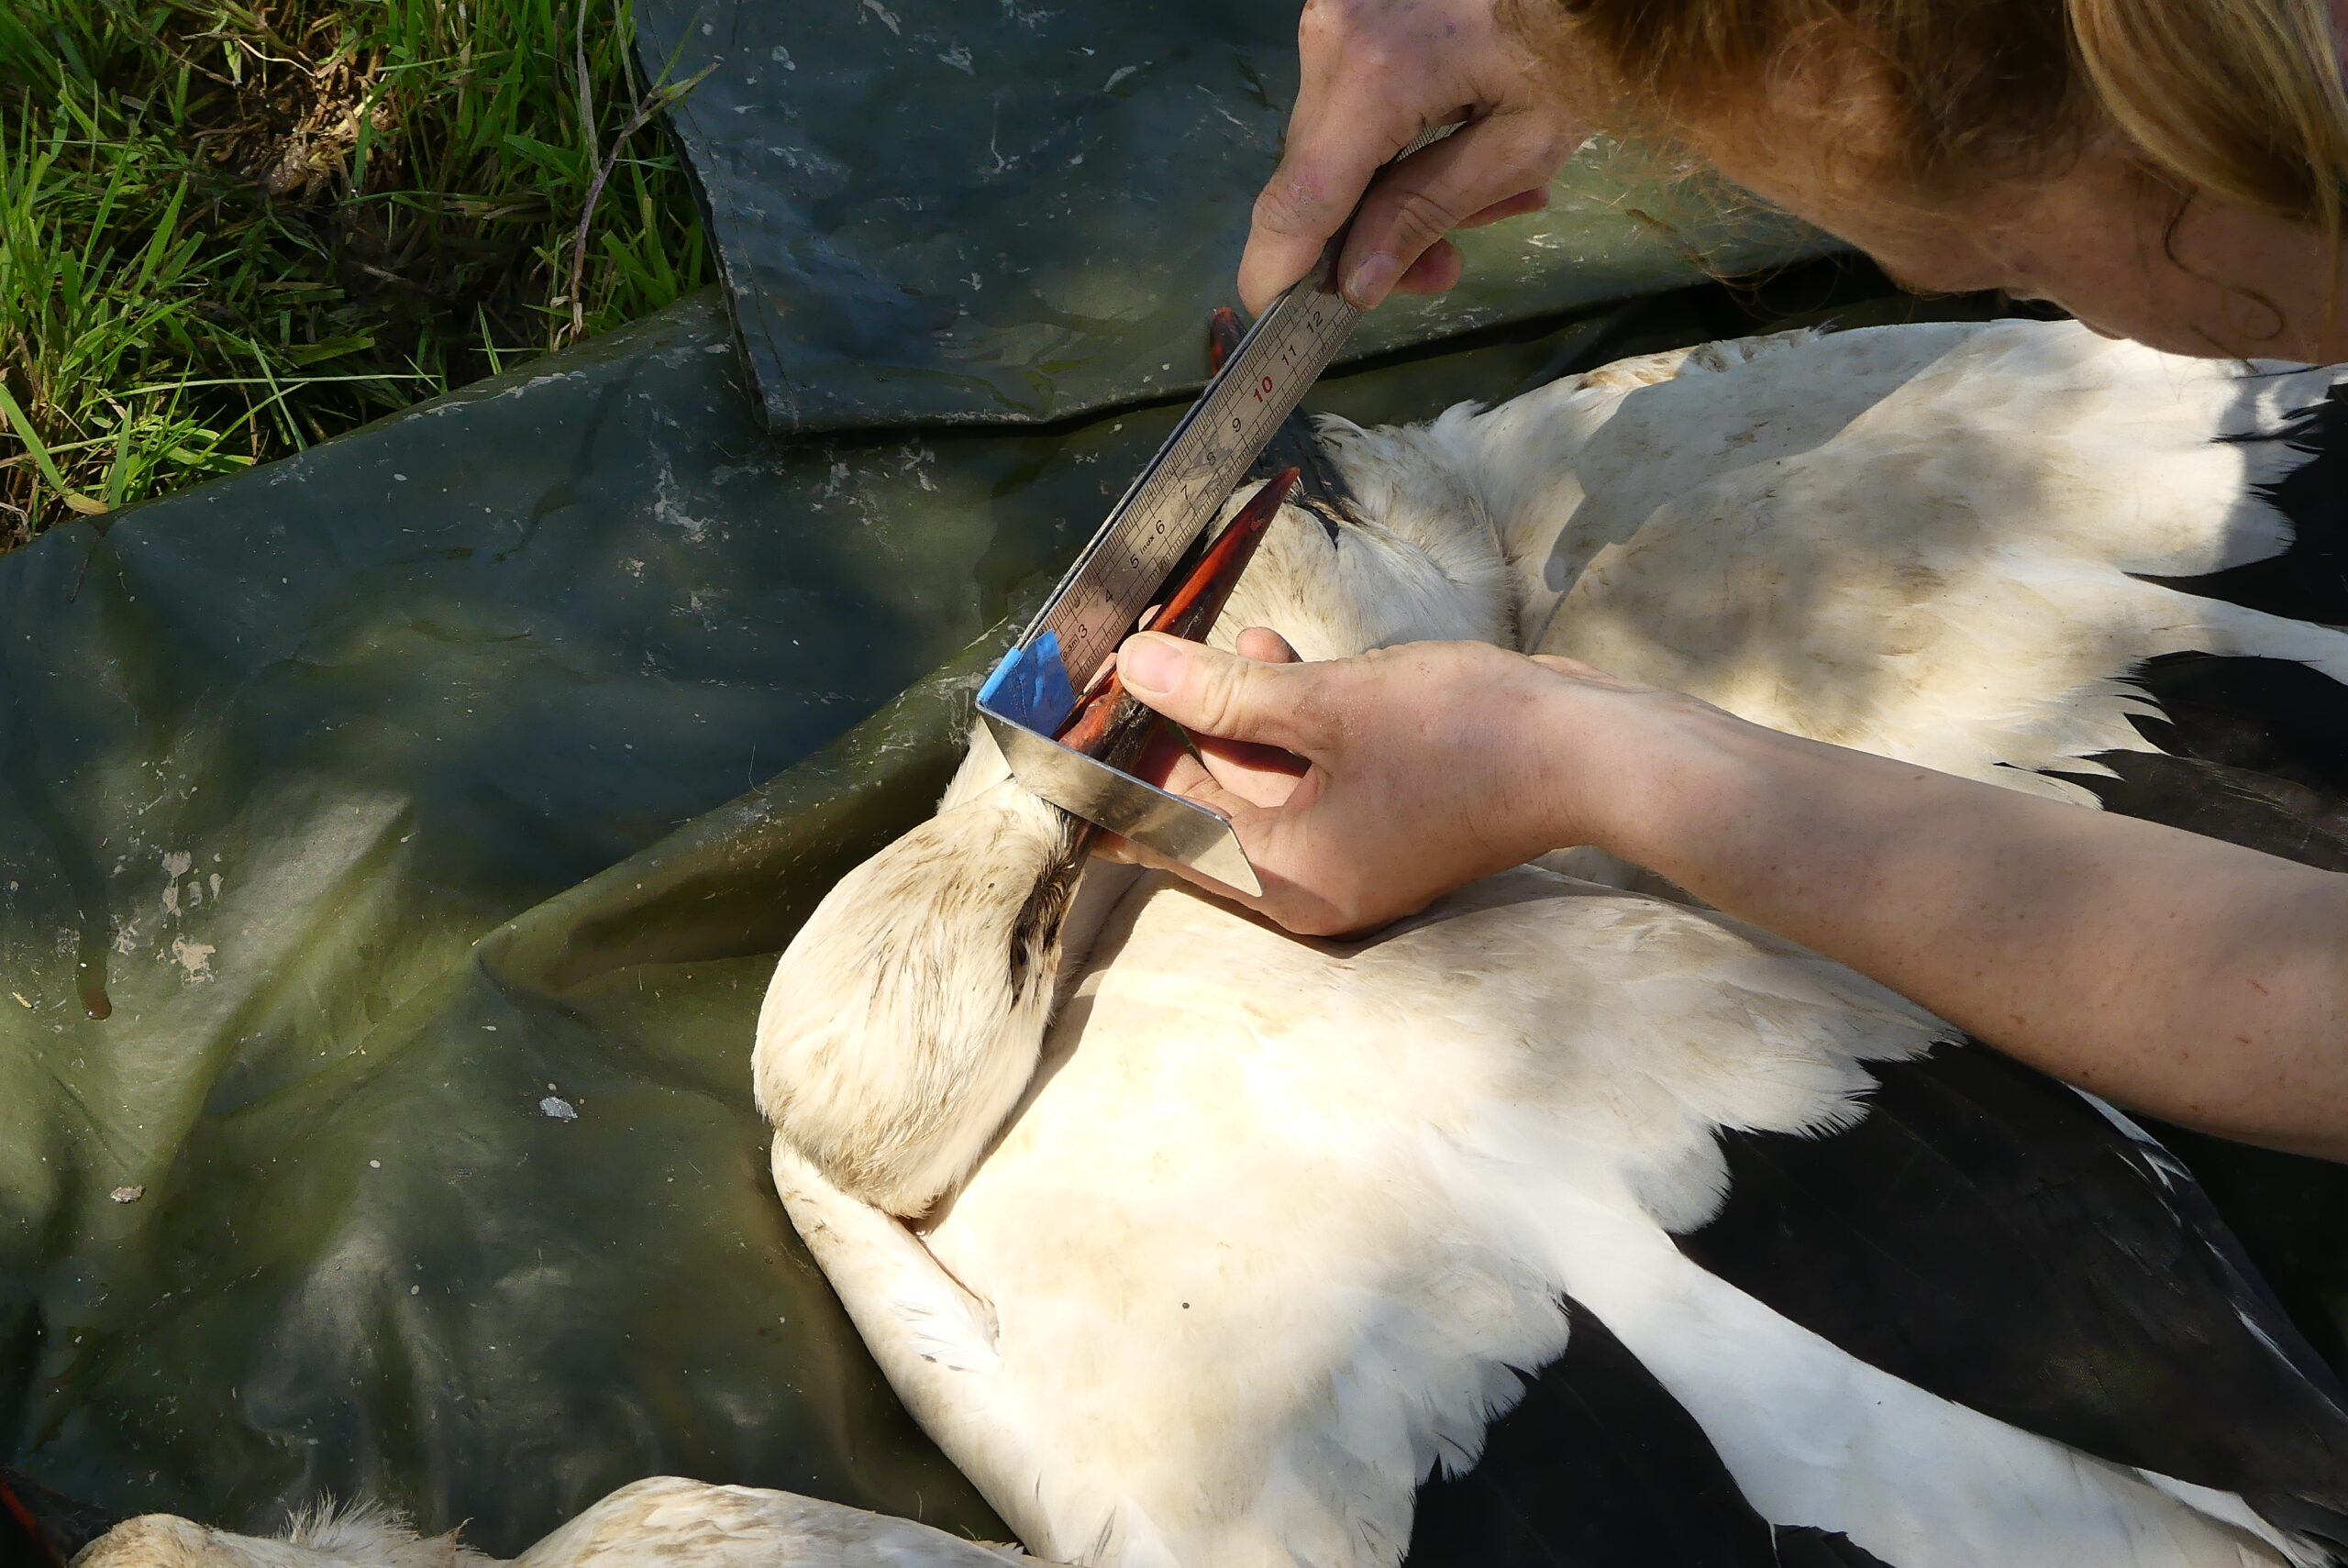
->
[[754, 752, 1083, 1217]]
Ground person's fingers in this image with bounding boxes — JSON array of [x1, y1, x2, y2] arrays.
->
[[1390, 237, 1464, 298], [1123, 719, 1197, 792], [1233, 625, 1301, 664], [1240, 89, 1429, 313], [1105, 745, 1297, 906], [1113, 767, 1284, 870], [1107, 626, 1307, 848], [1119, 709, 1304, 811], [1117, 632, 1335, 752], [1091, 764, 1357, 933], [1093, 743, 1269, 851], [1089, 820, 1294, 918], [1191, 732, 1310, 809], [1137, 626, 1306, 806], [1336, 111, 1584, 309], [1378, 189, 1547, 296], [1235, 2, 1405, 308], [1456, 186, 1551, 229]]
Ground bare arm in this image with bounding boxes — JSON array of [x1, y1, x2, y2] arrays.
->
[[1611, 688, 2348, 1157], [1114, 632, 2348, 1159]]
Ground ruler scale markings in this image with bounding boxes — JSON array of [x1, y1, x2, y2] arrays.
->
[[982, 126, 1455, 896], [1016, 123, 1450, 692], [1024, 276, 1366, 691]]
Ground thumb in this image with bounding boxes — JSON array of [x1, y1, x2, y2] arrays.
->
[[1117, 633, 1328, 753]]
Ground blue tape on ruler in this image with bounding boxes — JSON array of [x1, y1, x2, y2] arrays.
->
[[977, 630, 1078, 734]]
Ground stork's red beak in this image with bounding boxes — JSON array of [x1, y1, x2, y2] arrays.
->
[[1053, 466, 1298, 759], [2, 1469, 126, 1568], [1207, 306, 1246, 376]]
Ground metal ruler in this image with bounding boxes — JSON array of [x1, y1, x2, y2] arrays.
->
[[979, 127, 1452, 893], [1024, 282, 1364, 691], [1017, 124, 1452, 690]]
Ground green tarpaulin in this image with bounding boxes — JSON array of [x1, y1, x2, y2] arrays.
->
[[6, 0, 2342, 1552], [632, 0, 1833, 432]]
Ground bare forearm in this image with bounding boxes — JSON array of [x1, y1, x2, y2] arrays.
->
[[1588, 704, 2348, 1156], [1115, 632, 2348, 1154]]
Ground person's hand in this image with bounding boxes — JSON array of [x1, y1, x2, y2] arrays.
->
[[1111, 628, 1721, 935], [1241, 0, 1590, 315]]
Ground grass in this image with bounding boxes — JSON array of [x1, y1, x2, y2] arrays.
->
[[0, 0, 713, 548]]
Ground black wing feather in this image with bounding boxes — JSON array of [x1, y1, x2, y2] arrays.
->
[[1405, 1297, 1903, 1567], [2139, 381, 2348, 626], [1677, 1043, 2348, 1553]]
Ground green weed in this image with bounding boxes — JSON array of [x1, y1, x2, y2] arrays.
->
[[0, 0, 712, 547]]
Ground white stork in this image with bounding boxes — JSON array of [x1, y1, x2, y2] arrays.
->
[[69, 319, 2348, 1568], [756, 318, 2348, 1568]]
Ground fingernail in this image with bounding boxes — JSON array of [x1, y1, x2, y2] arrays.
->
[[1344, 252, 1402, 309], [1119, 635, 1188, 696]]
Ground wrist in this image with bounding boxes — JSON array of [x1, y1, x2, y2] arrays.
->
[[1529, 680, 1783, 871]]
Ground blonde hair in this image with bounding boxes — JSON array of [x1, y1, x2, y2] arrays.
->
[[2077, 0, 2348, 237], [1503, 0, 2348, 237]]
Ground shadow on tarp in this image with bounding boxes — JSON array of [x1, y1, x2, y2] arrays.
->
[[632, 0, 1837, 435], [6, 258, 2343, 1556]]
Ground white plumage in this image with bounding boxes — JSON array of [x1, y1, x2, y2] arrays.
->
[[1442, 321, 2345, 793], [72, 1478, 1057, 1568], [756, 319, 2348, 1568]]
